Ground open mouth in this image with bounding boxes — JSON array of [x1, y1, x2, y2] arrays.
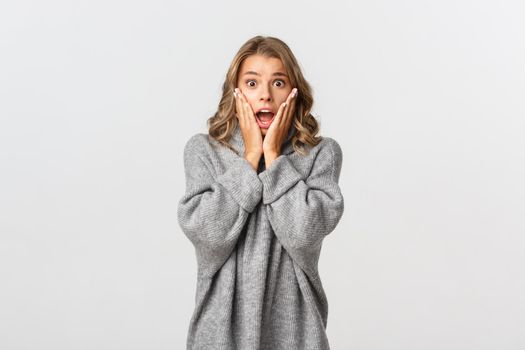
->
[[255, 111, 276, 128]]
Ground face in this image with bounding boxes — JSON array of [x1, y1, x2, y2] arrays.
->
[[236, 54, 293, 137]]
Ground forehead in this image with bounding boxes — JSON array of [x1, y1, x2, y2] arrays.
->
[[239, 54, 287, 75]]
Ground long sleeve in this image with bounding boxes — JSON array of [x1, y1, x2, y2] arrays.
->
[[258, 138, 344, 280], [177, 134, 263, 278]]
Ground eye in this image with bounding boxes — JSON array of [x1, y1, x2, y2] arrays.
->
[[274, 79, 286, 87], [244, 79, 286, 88]]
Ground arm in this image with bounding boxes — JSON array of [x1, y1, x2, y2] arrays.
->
[[258, 138, 344, 280], [177, 135, 262, 278]]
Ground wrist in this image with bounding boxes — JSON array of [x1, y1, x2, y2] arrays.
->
[[244, 152, 262, 171], [264, 151, 280, 169], [263, 150, 280, 158]]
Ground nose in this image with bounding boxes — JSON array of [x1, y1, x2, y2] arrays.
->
[[259, 85, 272, 101]]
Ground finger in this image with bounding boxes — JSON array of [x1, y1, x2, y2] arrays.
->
[[286, 88, 298, 110], [238, 89, 257, 126], [234, 88, 245, 126], [245, 100, 257, 124], [277, 88, 296, 123], [282, 88, 298, 125], [237, 89, 249, 125], [246, 103, 259, 130], [273, 101, 288, 127]]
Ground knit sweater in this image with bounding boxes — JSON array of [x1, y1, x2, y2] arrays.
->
[[177, 123, 344, 350]]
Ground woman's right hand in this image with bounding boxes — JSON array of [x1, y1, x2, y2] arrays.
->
[[234, 88, 263, 169]]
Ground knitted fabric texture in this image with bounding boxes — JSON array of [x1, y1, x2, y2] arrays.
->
[[177, 123, 344, 350]]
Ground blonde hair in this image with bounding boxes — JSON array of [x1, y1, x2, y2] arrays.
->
[[207, 35, 322, 156]]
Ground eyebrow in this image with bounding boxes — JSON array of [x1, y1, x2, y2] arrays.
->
[[243, 71, 288, 78]]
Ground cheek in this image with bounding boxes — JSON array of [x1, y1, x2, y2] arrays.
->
[[242, 94, 256, 110], [278, 91, 292, 103]]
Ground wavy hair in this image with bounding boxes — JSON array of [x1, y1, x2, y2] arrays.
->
[[207, 35, 322, 156]]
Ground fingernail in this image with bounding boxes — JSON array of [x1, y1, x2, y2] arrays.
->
[[293, 88, 298, 97]]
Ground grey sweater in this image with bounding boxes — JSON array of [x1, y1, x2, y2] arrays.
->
[[177, 123, 344, 350]]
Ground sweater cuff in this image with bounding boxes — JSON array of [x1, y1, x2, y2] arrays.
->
[[258, 155, 303, 204], [216, 155, 263, 212]]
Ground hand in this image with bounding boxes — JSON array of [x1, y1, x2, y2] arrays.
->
[[263, 88, 298, 160], [234, 87, 263, 170]]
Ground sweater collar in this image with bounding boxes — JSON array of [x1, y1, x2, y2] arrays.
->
[[230, 122, 297, 156]]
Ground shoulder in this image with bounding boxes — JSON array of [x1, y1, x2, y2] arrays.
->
[[310, 136, 343, 162], [183, 133, 214, 155], [322, 136, 342, 155], [307, 136, 343, 180]]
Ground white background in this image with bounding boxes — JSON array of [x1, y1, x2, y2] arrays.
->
[[1, 0, 524, 349]]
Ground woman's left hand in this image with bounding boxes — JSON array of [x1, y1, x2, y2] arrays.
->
[[263, 88, 298, 159]]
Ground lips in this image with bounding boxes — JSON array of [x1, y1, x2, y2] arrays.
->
[[256, 111, 275, 121], [254, 107, 276, 128], [255, 111, 276, 129]]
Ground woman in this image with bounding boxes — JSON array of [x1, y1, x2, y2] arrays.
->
[[177, 35, 344, 350]]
